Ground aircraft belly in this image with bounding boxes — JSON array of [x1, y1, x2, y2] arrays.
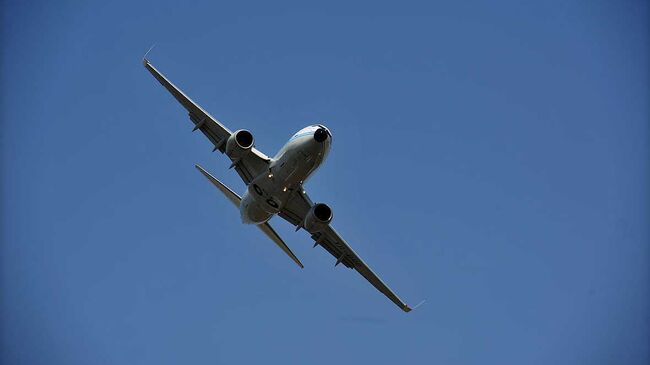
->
[[240, 191, 273, 224], [244, 137, 325, 223]]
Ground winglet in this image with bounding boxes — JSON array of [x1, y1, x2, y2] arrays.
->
[[142, 44, 156, 66], [405, 300, 426, 313]]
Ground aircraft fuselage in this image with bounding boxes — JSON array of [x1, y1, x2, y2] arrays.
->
[[240, 125, 332, 224]]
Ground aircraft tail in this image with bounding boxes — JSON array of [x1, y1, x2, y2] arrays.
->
[[195, 164, 241, 207], [195, 164, 304, 268]]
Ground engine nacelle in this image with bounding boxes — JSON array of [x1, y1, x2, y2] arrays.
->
[[303, 203, 333, 232], [226, 129, 254, 159]]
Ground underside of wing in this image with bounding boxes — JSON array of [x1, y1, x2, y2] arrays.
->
[[230, 149, 272, 185], [278, 189, 412, 312], [145, 55, 409, 310], [144, 58, 231, 149], [315, 226, 411, 312], [144, 58, 270, 185]]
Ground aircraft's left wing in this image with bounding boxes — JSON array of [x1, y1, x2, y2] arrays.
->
[[279, 189, 412, 312], [143, 58, 269, 185]]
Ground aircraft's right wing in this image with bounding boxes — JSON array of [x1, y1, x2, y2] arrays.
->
[[278, 189, 412, 312], [143, 58, 269, 185]]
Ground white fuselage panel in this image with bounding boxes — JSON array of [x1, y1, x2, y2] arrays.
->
[[240, 125, 331, 224]]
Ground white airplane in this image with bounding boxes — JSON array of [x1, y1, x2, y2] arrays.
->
[[143, 56, 413, 312]]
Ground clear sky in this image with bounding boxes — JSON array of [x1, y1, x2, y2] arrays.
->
[[1, 1, 648, 364]]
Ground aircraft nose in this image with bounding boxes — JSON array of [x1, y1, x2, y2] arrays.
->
[[314, 127, 329, 143]]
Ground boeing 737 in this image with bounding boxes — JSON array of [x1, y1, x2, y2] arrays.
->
[[143, 56, 413, 312]]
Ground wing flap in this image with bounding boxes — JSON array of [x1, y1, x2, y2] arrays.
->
[[144, 58, 270, 186], [320, 226, 411, 311], [279, 190, 411, 312], [144, 59, 232, 149], [311, 232, 355, 268], [188, 112, 228, 153]]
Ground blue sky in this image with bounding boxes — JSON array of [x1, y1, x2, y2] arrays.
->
[[1, 1, 648, 364]]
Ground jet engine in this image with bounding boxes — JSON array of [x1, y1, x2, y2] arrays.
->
[[303, 203, 333, 232], [225, 129, 254, 159]]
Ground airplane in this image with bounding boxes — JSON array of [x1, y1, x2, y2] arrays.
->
[[143, 55, 413, 312]]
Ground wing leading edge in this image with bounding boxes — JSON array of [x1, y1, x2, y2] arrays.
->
[[279, 190, 412, 312], [145, 55, 411, 312], [143, 57, 270, 185]]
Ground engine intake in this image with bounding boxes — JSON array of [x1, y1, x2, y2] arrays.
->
[[226, 129, 254, 159], [303, 203, 333, 232]]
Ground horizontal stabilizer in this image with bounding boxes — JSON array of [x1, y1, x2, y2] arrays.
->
[[257, 222, 304, 268], [195, 164, 241, 207], [195, 164, 303, 268]]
